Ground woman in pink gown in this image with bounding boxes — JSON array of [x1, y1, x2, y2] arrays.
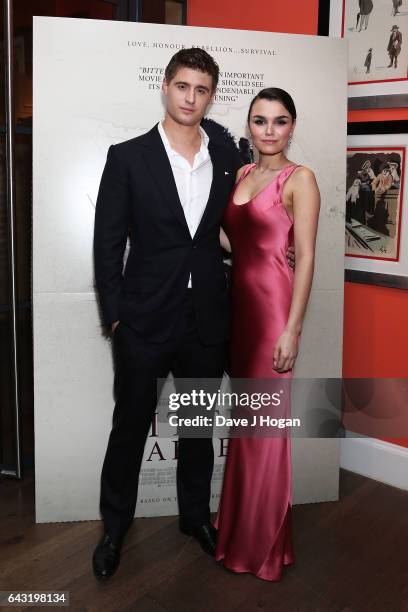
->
[[215, 88, 320, 581]]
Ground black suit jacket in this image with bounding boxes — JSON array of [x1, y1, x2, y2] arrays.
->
[[94, 123, 240, 344]]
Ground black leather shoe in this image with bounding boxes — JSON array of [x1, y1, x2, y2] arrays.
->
[[180, 521, 217, 556], [92, 533, 121, 581]]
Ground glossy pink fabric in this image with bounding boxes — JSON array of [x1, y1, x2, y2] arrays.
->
[[214, 163, 298, 581]]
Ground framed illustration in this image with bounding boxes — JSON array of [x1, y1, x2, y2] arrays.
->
[[329, 0, 408, 101], [346, 121, 408, 288]]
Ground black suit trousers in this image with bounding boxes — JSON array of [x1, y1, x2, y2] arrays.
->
[[100, 290, 227, 545]]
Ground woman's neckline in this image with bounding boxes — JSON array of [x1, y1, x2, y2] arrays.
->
[[232, 162, 297, 207]]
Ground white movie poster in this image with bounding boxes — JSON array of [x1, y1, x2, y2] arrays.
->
[[33, 18, 347, 522]]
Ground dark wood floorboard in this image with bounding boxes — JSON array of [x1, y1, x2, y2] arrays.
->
[[0, 469, 407, 612]]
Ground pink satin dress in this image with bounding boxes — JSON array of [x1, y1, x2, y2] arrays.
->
[[214, 163, 298, 581]]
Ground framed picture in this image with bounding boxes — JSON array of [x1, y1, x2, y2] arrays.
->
[[329, 0, 408, 101], [346, 121, 408, 288]]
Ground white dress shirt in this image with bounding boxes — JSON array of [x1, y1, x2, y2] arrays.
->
[[158, 121, 213, 287]]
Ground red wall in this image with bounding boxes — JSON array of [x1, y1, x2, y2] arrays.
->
[[188, 0, 319, 34], [188, 0, 408, 448], [343, 283, 408, 377]]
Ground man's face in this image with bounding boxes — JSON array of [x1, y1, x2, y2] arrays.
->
[[162, 67, 214, 127]]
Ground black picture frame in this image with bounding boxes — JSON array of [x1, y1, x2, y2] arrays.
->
[[135, 0, 187, 25], [348, 121, 408, 137], [345, 120, 408, 289], [318, 0, 330, 36]]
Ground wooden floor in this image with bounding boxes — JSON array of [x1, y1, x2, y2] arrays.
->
[[0, 469, 407, 612]]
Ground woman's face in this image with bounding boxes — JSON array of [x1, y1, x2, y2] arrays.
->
[[248, 98, 294, 156]]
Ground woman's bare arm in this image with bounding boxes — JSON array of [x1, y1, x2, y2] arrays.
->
[[273, 167, 320, 372], [220, 226, 232, 252], [287, 167, 320, 332]]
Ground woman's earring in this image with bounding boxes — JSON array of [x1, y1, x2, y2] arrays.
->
[[248, 136, 254, 163], [288, 133, 293, 148]]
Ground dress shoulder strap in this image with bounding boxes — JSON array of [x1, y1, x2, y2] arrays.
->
[[277, 164, 301, 197], [236, 163, 256, 185]]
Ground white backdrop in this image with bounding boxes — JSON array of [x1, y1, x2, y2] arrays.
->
[[33, 17, 347, 522]]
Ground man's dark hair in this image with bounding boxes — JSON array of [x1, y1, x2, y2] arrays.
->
[[247, 87, 297, 123], [164, 48, 219, 90]]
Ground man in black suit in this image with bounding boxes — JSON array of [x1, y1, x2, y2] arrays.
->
[[92, 48, 240, 580]]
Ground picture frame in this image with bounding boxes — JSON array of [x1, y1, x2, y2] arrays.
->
[[346, 121, 408, 288], [318, 0, 331, 35], [328, 0, 408, 105]]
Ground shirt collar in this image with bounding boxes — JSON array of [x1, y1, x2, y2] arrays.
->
[[158, 121, 209, 157]]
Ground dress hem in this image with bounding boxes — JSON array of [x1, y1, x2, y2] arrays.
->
[[215, 557, 295, 582]]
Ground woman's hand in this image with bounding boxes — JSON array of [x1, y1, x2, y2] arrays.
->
[[286, 246, 295, 270], [273, 329, 299, 373], [220, 226, 232, 253]]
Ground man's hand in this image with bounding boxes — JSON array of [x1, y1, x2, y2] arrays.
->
[[286, 246, 295, 270], [112, 321, 120, 333]]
